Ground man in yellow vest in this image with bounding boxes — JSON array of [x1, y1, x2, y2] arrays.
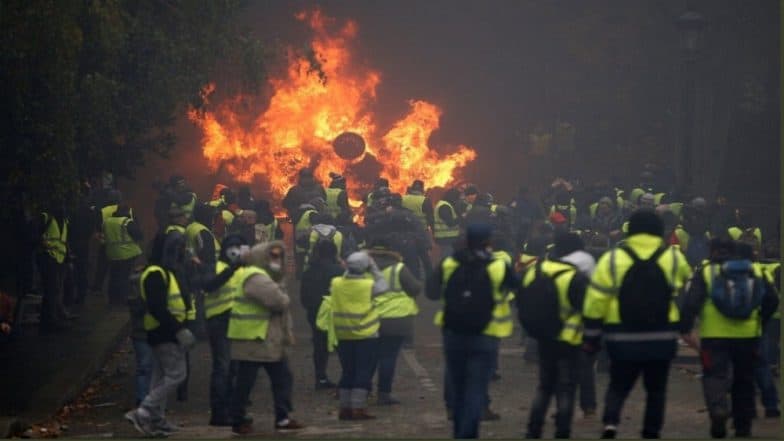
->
[[228, 240, 304, 434], [36, 207, 71, 333], [583, 210, 691, 439], [518, 233, 593, 438], [426, 223, 517, 438], [330, 251, 388, 421], [402, 180, 435, 233], [198, 234, 247, 426], [434, 188, 462, 261], [103, 203, 143, 306], [325, 173, 351, 224], [367, 237, 422, 405], [678, 238, 778, 438], [91, 190, 122, 294], [125, 232, 196, 437]]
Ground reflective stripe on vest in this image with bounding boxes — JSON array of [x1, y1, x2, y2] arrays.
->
[[42, 213, 68, 264], [103, 216, 142, 261], [374, 262, 419, 319], [140, 266, 187, 331], [325, 188, 344, 218], [330, 275, 380, 340], [204, 261, 237, 319], [434, 200, 459, 239], [402, 194, 427, 227], [226, 267, 272, 340], [698, 263, 763, 338]]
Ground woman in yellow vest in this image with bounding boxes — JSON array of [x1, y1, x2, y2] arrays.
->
[[678, 238, 779, 438], [330, 251, 388, 420], [125, 232, 196, 437], [227, 240, 304, 434], [367, 239, 422, 405]]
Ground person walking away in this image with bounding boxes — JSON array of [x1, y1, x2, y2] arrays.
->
[[228, 240, 304, 434], [103, 204, 143, 307], [582, 210, 691, 439], [304, 213, 344, 271], [125, 232, 196, 437], [331, 251, 388, 420], [282, 168, 327, 221], [678, 238, 778, 438], [434, 188, 462, 261], [36, 207, 71, 333], [517, 233, 592, 438], [300, 240, 344, 390], [367, 238, 422, 405], [128, 266, 153, 407], [253, 199, 284, 244], [427, 223, 517, 438], [199, 234, 248, 426], [325, 173, 352, 225], [92, 190, 122, 294], [402, 179, 435, 233]]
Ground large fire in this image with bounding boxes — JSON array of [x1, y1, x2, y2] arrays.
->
[[188, 9, 476, 207]]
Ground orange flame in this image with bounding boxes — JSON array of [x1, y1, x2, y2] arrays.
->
[[189, 9, 476, 207]]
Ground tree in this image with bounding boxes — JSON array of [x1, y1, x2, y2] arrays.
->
[[0, 0, 267, 212]]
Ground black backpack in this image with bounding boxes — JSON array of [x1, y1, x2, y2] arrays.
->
[[443, 259, 495, 335], [517, 261, 573, 340], [616, 245, 672, 331]]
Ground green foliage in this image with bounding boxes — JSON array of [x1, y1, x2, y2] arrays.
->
[[0, 0, 266, 212]]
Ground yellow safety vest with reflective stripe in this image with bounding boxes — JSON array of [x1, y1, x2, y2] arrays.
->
[[727, 227, 762, 248], [42, 213, 68, 264], [185, 222, 220, 261], [226, 267, 272, 340], [698, 263, 765, 338], [434, 200, 459, 239], [434, 257, 512, 338], [325, 188, 344, 219], [402, 194, 427, 228], [522, 260, 583, 345], [330, 275, 380, 340], [103, 216, 142, 261], [165, 224, 186, 235], [583, 234, 690, 342], [205, 261, 238, 319], [760, 262, 781, 319], [305, 228, 343, 269], [374, 263, 419, 319], [140, 266, 188, 331]]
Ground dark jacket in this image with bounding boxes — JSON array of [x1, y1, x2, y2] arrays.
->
[[300, 259, 344, 316], [427, 248, 518, 302]]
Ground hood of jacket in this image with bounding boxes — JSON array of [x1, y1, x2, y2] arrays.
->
[[560, 250, 596, 277], [246, 240, 286, 279], [312, 224, 337, 237]]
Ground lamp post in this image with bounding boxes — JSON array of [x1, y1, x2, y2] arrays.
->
[[675, 9, 706, 198]]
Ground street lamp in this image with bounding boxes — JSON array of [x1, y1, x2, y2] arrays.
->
[[675, 9, 707, 197]]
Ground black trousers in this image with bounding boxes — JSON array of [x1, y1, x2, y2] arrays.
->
[[107, 257, 135, 306], [700, 338, 758, 433], [306, 309, 330, 382], [230, 359, 293, 425], [71, 243, 90, 304], [526, 340, 579, 439], [602, 359, 671, 438], [36, 253, 64, 328]]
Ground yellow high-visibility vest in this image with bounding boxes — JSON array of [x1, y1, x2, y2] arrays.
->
[[330, 275, 380, 340], [226, 267, 272, 340], [41, 212, 68, 264], [103, 216, 142, 261], [374, 262, 419, 319]]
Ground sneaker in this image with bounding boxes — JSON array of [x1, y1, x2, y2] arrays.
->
[[124, 410, 152, 436], [765, 408, 781, 418], [315, 378, 337, 390], [275, 418, 305, 431], [231, 422, 253, 436], [601, 425, 617, 439], [481, 408, 500, 421]]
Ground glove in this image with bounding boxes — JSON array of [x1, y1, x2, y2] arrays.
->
[[176, 328, 197, 350]]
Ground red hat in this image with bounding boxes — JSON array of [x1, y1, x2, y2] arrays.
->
[[549, 211, 568, 225]]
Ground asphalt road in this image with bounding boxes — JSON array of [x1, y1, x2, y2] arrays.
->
[[57, 281, 781, 439]]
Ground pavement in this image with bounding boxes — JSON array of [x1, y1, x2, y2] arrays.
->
[[39, 282, 781, 439], [0, 292, 129, 437]]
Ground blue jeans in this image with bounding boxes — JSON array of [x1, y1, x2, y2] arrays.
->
[[207, 312, 235, 420], [132, 338, 153, 406], [443, 330, 499, 439], [755, 319, 780, 411], [373, 335, 404, 393], [337, 338, 378, 391]]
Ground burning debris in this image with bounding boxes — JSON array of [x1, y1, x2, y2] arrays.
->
[[188, 9, 476, 206]]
